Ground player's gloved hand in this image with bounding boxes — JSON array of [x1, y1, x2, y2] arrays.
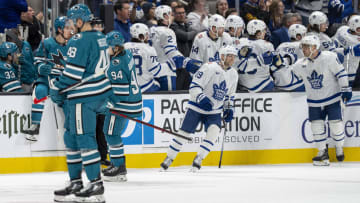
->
[[172, 55, 185, 69], [197, 94, 213, 111], [345, 44, 360, 57], [223, 109, 234, 123], [184, 58, 202, 74], [49, 78, 65, 105], [341, 87, 352, 103], [282, 53, 297, 65], [238, 46, 252, 59], [261, 51, 275, 65], [38, 63, 52, 76]]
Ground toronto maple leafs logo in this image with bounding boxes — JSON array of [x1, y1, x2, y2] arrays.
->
[[213, 80, 228, 101], [307, 70, 323, 89]]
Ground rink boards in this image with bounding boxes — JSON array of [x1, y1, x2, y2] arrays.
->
[[0, 92, 360, 173]]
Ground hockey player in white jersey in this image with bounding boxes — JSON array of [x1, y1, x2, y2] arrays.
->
[[190, 14, 233, 63], [225, 15, 245, 46], [290, 35, 352, 166], [125, 23, 170, 92], [235, 19, 275, 92], [273, 24, 307, 91], [332, 15, 360, 86], [307, 11, 336, 51], [160, 45, 238, 171], [150, 5, 202, 90]]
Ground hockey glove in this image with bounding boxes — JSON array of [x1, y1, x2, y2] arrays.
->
[[238, 46, 252, 58], [283, 53, 297, 65], [38, 63, 52, 76], [223, 109, 234, 123], [341, 87, 352, 103], [172, 55, 185, 69], [49, 78, 65, 105], [184, 58, 202, 74], [261, 51, 275, 65], [344, 44, 360, 57], [198, 94, 213, 111]]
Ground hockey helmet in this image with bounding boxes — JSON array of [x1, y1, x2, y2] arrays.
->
[[300, 35, 320, 50], [209, 14, 226, 30], [67, 3, 93, 23], [225, 15, 245, 32], [154, 5, 172, 21], [54, 16, 68, 32], [348, 15, 360, 32], [106, 31, 125, 47], [219, 45, 237, 59], [289, 24, 307, 39], [0, 42, 18, 58], [247, 19, 266, 36], [309, 11, 328, 26], [130, 23, 149, 41]]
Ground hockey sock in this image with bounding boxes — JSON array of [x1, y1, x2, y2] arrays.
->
[[81, 149, 101, 181], [66, 150, 82, 180], [166, 130, 189, 160], [31, 103, 44, 124], [311, 120, 327, 151], [108, 143, 125, 167], [196, 125, 220, 159], [329, 120, 345, 148]]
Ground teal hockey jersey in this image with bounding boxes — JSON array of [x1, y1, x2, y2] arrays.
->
[[54, 31, 112, 104], [0, 61, 22, 92], [106, 49, 142, 118]]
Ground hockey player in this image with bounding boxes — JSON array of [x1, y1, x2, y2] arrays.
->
[[272, 24, 307, 91], [101, 31, 142, 181], [290, 35, 352, 166], [225, 15, 245, 46], [332, 15, 360, 87], [160, 45, 238, 171], [150, 5, 201, 90], [307, 11, 336, 51], [235, 19, 275, 92], [125, 23, 169, 92], [50, 4, 110, 202], [190, 14, 233, 63], [0, 42, 23, 92], [22, 16, 74, 140]]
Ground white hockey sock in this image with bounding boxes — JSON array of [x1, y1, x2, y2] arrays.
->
[[166, 130, 189, 160], [329, 120, 345, 148], [196, 125, 220, 160]]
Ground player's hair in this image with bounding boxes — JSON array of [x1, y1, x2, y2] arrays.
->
[[114, 0, 130, 13]]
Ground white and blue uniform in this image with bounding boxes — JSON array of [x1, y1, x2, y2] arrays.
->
[[0, 61, 22, 92], [190, 31, 233, 63], [308, 32, 336, 51], [234, 38, 275, 92]]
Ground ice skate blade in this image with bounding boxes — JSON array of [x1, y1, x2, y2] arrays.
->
[[159, 167, 168, 172], [54, 194, 77, 202], [313, 160, 330, 166], [190, 167, 200, 173], [75, 194, 105, 203], [103, 175, 127, 182], [25, 135, 38, 142]]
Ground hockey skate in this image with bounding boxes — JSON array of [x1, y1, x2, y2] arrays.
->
[[160, 156, 173, 171], [335, 146, 345, 162], [75, 180, 105, 203], [190, 155, 202, 172], [312, 147, 330, 166], [100, 159, 111, 167], [54, 179, 83, 202], [103, 165, 127, 182], [23, 124, 40, 141]]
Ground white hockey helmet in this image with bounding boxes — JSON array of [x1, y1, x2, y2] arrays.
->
[[348, 15, 360, 32], [309, 11, 328, 26], [219, 45, 237, 59], [130, 23, 149, 41], [247, 19, 267, 35], [225, 15, 245, 32], [300, 35, 320, 50], [154, 5, 172, 21], [289, 24, 307, 39], [208, 14, 226, 29]]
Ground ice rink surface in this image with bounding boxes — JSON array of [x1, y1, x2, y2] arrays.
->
[[1, 163, 360, 203]]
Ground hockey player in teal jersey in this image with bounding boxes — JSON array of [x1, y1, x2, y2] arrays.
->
[[50, 4, 111, 203], [23, 16, 75, 141], [0, 42, 23, 92], [101, 31, 142, 182]]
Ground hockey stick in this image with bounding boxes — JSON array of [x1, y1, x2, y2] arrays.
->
[[218, 119, 226, 168], [59, 70, 105, 94], [110, 111, 192, 141]]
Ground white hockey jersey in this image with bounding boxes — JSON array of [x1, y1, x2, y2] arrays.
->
[[234, 38, 274, 92], [150, 26, 182, 77], [276, 41, 304, 58], [188, 62, 238, 114], [124, 42, 170, 92], [190, 31, 233, 63], [292, 51, 349, 107], [307, 32, 336, 51], [332, 25, 360, 83]]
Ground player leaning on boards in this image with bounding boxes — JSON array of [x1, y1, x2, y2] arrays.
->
[[287, 35, 352, 166], [160, 45, 238, 172], [101, 31, 142, 182], [50, 4, 110, 203], [0, 42, 23, 93]]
